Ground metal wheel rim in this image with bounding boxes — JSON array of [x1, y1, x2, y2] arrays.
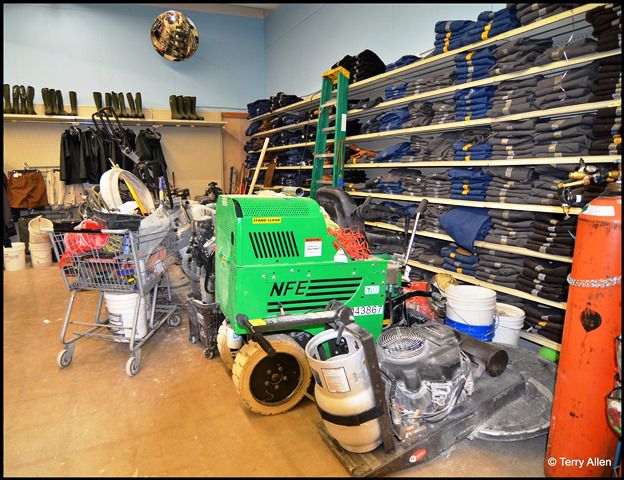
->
[[249, 352, 302, 406]]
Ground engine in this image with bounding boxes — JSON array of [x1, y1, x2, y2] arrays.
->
[[377, 323, 474, 441]]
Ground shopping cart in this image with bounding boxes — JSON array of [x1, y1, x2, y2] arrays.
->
[[46, 222, 181, 376]]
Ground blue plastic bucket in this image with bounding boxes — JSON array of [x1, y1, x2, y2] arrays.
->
[[445, 317, 495, 342]]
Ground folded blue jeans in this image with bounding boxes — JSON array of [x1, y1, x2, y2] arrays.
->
[[441, 245, 479, 264], [440, 206, 492, 251]]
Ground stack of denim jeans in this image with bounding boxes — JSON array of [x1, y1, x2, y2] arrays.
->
[[448, 167, 493, 201], [385, 82, 408, 101], [517, 256, 571, 302], [276, 149, 313, 167], [247, 98, 272, 118], [406, 135, 433, 160], [394, 168, 426, 195], [424, 173, 452, 198], [484, 167, 535, 205], [375, 142, 413, 163], [421, 204, 452, 234], [454, 47, 497, 84], [455, 85, 497, 121], [332, 49, 386, 84], [589, 56, 622, 102], [488, 77, 539, 118], [244, 137, 265, 153], [361, 113, 384, 134], [403, 101, 435, 128], [524, 214, 577, 257], [378, 108, 410, 131], [490, 38, 553, 76], [269, 129, 314, 147], [587, 3, 622, 52], [439, 206, 492, 251], [532, 115, 595, 157], [475, 246, 525, 288], [433, 20, 475, 55], [490, 119, 539, 157], [523, 302, 566, 342], [274, 171, 309, 188], [534, 62, 599, 111], [270, 92, 303, 111], [246, 120, 262, 136], [431, 99, 456, 124], [411, 238, 448, 267], [453, 128, 492, 161], [441, 244, 479, 276], [484, 208, 534, 247], [461, 7, 520, 44], [271, 111, 308, 129], [406, 74, 456, 96], [386, 54, 420, 72], [515, 3, 579, 26], [245, 153, 260, 169], [590, 107, 622, 156], [535, 37, 598, 67], [423, 132, 462, 160]]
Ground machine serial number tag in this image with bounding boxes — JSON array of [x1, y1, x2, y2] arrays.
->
[[252, 217, 282, 224], [352, 305, 383, 316]]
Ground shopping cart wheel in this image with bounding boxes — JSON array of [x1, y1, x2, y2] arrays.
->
[[168, 313, 182, 327], [126, 356, 141, 376], [204, 347, 216, 359], [57, 349, 73, 368]]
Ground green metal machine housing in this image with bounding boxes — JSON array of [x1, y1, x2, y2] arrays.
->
[[215, 195, 397, 340]]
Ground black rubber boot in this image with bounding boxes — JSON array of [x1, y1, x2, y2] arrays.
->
[[126, 92, 136, 117], [69, 91, 78, 116], [55, 90, 70, 116], [118, 92, 128, 117], [182, 96, 195, 120], [19, 86, 27, 114], [3, 84, 11, 113], [93, 92, 103, 111], [49, 89, 59, 115], [105, 92, 113, 111], [12, 85, 20, 114], [41, 88, 53, 115], [111, 92, 120, 116], [176, 95, 188, 120], [26, 86, 35, 114], [134, 92, 145, 118], [169, 95, 182, 119], [190, 96, 204, 120]]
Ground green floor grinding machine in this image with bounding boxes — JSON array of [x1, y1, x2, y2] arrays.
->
[[213, 187, 556, 476]]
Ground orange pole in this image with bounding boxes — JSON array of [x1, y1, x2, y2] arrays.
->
[[545, 187, 622, 477]]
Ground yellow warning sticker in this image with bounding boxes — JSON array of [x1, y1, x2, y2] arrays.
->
[[249, 319, 268, 326], [252, 217, 282, 224]]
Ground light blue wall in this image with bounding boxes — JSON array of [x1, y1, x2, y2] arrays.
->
[[3, 3, 265, 111], [264, 3, 505, 97]]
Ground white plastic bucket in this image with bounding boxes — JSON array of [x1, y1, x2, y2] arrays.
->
[[445, 285, 497, 326], [4, 242, 26, 271], [103, 292, 147, 339], [305, 329, 382, 453], [28, 216, 53, 244], [493, 303, 526, 346], [29, 241, 53, 268]]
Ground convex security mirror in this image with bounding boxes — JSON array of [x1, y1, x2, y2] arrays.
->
[[151, 10, 199, 62]]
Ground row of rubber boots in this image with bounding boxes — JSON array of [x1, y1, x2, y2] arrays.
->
[[4, 84, 36, 114], [42, 88, 78, 116], [94, 92, 145, 118], [169, 95, 204, 120]]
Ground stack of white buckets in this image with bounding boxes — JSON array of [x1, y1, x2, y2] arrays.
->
[[28, 216, 54, 268], [445, 285, 525, 345], [4, 216, 54, 271]]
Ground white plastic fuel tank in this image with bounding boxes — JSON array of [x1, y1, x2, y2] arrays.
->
[[305, 329, 382, 453]]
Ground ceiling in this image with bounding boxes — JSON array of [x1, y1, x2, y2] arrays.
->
[[141, 3, 280, 18]]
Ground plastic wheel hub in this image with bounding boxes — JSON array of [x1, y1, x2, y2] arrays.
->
[[249, 353, 301, 405]]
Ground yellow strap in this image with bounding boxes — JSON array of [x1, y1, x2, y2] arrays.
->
[[538, 321, 547, 327], [462, 191, 469, 195], [465, 155, 471, 161], [465, 50, 476, 61], [457, 267, 463, 274], [481, 21, 492, 40], [614, 135, 621, 145], [462, 143, 473, 151], [450, 252, 456, 259]]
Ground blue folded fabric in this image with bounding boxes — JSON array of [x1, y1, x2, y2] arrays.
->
[[450, 192, 487, 201], [443, 262, 477, 276], [376, 142, 413, 162], [434, 20, 474, 34], [440, 207, 492, 252], [447, 168, 491, 181], [441, 245, 479, 264], [386, 55, 420, 72], [454, 47, 496, 63], [477, 7, 518, 22], [453, 151, 492, 160], [454, 141, 492, 153]]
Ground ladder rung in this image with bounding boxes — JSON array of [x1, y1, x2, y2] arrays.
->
[[315, 153, 334, 158], [322, 126, 335, 133], [314, 180, 334, 186], [320, 100, 336, 109]]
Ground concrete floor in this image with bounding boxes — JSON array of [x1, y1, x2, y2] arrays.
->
[[4, 265, 548, 477]]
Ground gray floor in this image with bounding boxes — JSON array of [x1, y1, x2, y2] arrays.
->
[[4, 265, 547, 477]]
